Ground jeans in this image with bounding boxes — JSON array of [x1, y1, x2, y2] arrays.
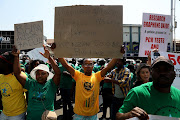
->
[[73, 114, 99, 120], [61, 88, 73, 120], [0, 111, 26, 120]]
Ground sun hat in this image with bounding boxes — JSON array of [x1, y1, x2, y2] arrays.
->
[[30, 64, 54, 80], [151, 56, 174, 68]]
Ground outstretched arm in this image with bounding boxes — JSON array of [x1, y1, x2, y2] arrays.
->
[[101, 45, 125, 77], [58, 58, 75, 77], [12, 47, 26, 87], [101, 58, 117, 77], [40, 45, 61, 85]]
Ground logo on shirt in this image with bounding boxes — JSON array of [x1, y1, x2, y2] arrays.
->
[[84, 91, 95, 108], [83, 82, 94, 91], [154, 106, 180, 117], [0, 83, 13, 97], [32, 89, 46, 101]]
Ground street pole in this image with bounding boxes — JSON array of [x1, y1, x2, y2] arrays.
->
[[171, 0, 174, 52], [174, 0, 176, 52]]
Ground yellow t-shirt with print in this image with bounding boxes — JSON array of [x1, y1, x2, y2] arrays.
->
[[0, 72, 27, 116], [73, 70, 104, 116]]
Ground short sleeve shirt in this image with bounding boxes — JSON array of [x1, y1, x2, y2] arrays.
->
[[119, 82, 180, 118], [73, 70, 104, 116], [24, 78, 57, 120]]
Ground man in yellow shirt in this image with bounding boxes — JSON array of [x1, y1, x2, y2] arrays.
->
[[59, 57, 119, 119], [0, 52, 27, 120]]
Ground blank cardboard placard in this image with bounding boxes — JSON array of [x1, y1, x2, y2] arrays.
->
[[14, 21, 43, 50], [54, 5, 123, 58]]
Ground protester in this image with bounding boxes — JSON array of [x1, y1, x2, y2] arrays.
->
[[104, 58, 131, 120], [59, 62, 74, 120], [58, 57, 118, 119], [56, 45, 124, 120], [20, 55, 28, 66], [116, 56, 180, 119], [133, 63, 150, 88], [100, 59, 113, 120], [12, 45, 61, 120], [76, 59, 83, 70], [0, 52, 27, 120], [127, 64, 136, 88]]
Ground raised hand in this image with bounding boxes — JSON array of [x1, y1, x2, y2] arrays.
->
[[11, 45, 20, 57], [39, 44, 50, 59], [120, 45, 125, 54], [50, 43, 56, 51]]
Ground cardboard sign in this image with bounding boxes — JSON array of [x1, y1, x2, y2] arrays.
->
[[54, 5, 123, 58], [128, 114, 180, 120], [151, 52, 180, 90], [139, 13, 171, 57], [14, 21, 43, 50], [27, 47, 48, 63]]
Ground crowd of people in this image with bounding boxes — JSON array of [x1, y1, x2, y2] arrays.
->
[[0, 45, 180, 120]]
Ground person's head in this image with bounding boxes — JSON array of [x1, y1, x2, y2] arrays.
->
[[116, 58, 126, 70], [30, 64, 54, 84], [127, 64, 135, 73], [22, 55, 27, 62], [71, 58, 76, 65], [136, 63, 150, 83], [151, 56, 175, 89], [0, 52, 14, 75], [78, 59, 83, 66], [82, 58, 94, 76], [28, 59, 45, 73], [98, 59, 106, 66]]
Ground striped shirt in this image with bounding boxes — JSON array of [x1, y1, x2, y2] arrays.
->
[[109, 67, 131, 97]]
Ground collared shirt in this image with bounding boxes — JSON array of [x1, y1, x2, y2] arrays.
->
[[109, 67, 131, 97]]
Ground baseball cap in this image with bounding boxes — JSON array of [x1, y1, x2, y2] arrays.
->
[[151, 56, 174, 68]]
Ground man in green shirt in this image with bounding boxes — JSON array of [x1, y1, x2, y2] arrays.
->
[[116, 56, 180, 120], [59, 63, 74, 120]]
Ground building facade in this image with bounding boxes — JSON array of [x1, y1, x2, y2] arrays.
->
[[123, 24, 141, 58], [0, 31, 14, 54]]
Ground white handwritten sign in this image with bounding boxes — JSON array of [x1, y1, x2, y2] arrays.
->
[[128, 114, 180, 120], [139, 13, 171, 57], [27, 47, 48, 63], [54, 5, 123, 58], [14, 21, 43, 50], [151, 51, 180, 90]]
